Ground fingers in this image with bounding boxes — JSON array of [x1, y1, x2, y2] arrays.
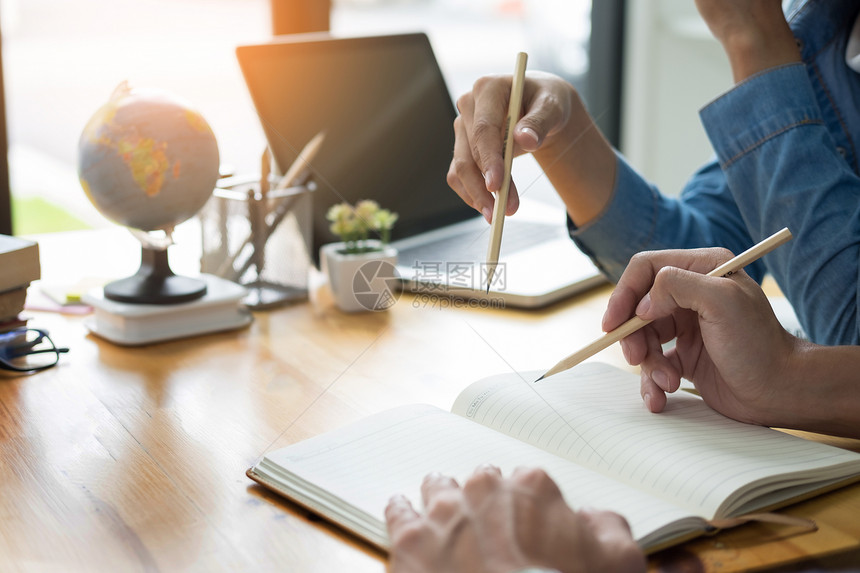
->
[[602, 280, 640, 333], [643, 264, 745, 324], [510, 466, 563, 502], [505, 180, 521, 217], [453, 83, 523, 221], [514, 124, 541, 152], [579, 508, 647, 572], [471, 74, 567, 197], [416, 475, 460, 528], [640, 326, 681, 390], [421, 471, 459, 506], [450, 74, 573, 221], [467, 75, 514, 194], [451, 99, 521, 222], [604, 247, 736, 347], [579, 507, 633, 540], [611, 248, 759, 414], [513, 78, 570, 151], [388, 467, 634, 573], [385, 494, 420, 537], [609, 248, 734, 323], [640, 370, 667, 413], [449, 115, 494, 221], [621, 320, 682, 412], [635, 323, 679, 413], [422, 466, 502, 506], [408, 466, 564, 520], [461, 464, 503, 508]]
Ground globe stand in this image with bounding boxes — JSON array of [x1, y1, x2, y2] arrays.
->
[[104, 246, 207, 305]]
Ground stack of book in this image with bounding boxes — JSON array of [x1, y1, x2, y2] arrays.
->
[[0, 235, 40, 332]]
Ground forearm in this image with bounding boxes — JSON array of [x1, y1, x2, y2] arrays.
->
[[718, 19, 800, 83], [696, 0, 801, 83], [772, 342, 860, 439], [532, 87, 616, 227]]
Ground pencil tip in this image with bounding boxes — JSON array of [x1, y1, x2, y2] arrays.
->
[[534, 374, 545, 383], [486, 284, 490, 295]]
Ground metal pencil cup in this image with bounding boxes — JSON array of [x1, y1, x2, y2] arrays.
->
[[199, 176, 313, 309]]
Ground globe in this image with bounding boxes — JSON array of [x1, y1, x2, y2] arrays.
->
[[77, 82, 220, 232], [76, 83, 220, 304]]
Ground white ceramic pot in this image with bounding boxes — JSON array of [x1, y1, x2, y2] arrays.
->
[[320, 241, 399, 312]]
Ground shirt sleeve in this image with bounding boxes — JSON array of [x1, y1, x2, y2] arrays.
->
[[701, 63, 860, 345], [569, 153, 760, 284]]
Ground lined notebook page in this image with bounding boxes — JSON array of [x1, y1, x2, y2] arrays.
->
[[450, 362, 860, 517], [262, 404, 697, 545]]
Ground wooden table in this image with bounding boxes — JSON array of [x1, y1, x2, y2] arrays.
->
[[2, 229, 858, 572]]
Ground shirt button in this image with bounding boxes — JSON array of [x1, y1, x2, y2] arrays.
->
[[837, 146, 847, 157], [795, 38, 804, 51]]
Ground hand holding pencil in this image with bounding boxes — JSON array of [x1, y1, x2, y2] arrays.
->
[[539, 228, 793, 381], [536, 228, 826, 430]]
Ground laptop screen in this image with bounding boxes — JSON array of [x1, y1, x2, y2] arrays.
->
[[236, 32, 476, 262]]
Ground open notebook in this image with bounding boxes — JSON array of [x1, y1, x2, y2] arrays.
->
[[247, 363, 860, 553]]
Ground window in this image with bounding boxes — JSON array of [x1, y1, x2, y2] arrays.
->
[[3, 0, 271, 234], [2, 0, 617, 234], [331, 0, 592, 103]]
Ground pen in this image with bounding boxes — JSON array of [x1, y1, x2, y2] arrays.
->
[[536, 227, 794, 381], [485, 52, 528, 294]]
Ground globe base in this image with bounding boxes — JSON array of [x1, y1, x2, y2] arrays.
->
[[104, 246, 207, 305]]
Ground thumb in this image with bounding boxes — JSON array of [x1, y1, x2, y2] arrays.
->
[[514, 124, 542, 152], [513, 95, 567, 152]]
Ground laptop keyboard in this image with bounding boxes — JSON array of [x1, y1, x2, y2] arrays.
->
[[398, 220, 563, 266]]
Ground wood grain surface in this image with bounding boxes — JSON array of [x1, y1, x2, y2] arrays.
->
[[1, 228, 857, 572]]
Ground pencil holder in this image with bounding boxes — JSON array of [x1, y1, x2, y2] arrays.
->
[[198, 175, 314, 309]]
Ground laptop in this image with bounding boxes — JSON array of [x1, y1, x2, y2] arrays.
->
[[236, 32, 605, 308]]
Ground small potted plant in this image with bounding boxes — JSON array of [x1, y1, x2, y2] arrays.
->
[[320, 200, 399, 312]]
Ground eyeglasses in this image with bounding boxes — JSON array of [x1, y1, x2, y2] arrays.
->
[[0, 328, 69, 373]]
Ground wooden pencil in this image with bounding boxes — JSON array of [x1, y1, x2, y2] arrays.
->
[[485, 52, 528, 293]]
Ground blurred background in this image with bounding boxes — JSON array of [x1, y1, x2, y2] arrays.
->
[[0, 0, 730, 236]]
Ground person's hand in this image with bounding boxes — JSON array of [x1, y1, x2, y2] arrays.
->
[[448, 72, 575, 222], [448, 72, 615, 227], [384, 465, 645, 573], [602, 247, 800, 425], [693, 0, 800, 82]]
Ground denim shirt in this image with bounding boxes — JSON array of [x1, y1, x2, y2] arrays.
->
[[569, 0, 860, 346]]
